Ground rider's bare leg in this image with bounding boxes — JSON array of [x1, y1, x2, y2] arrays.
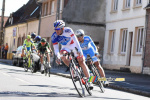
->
[[94, 61, 105, 77], [78, 57, 90, 78]]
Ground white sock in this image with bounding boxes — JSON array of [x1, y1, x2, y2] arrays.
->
[[41, 64, 44, 71]]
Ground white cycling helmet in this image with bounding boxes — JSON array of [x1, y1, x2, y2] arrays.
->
[[54, 20, 65, 30], [75, 29, 85, 36]]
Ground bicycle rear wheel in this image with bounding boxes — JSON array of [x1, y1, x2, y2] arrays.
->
[[92, 66, 105, 93], [70, 64, 85, 97], [44, 66, 47, 76], [30, 65, 34, 73]]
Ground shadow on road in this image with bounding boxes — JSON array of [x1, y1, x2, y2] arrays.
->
[[0, 91, 78, 97], [0, 91, 132, 100]]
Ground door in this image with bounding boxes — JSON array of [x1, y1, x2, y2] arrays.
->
[[126, 32, 133, 66]]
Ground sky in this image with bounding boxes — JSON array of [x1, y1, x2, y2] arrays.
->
[[0, 0, 29, 16]]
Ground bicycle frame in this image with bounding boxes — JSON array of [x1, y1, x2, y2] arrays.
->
[[23, 47, 35, 73]]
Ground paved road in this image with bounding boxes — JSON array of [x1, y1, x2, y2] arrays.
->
[[0, 63, 149, 100]]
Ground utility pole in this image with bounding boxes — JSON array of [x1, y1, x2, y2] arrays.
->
[[36, 0, 42, 35], [0, 0, 5, 58], [56, 0, 60, 20]]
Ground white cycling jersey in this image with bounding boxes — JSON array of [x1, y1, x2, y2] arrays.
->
[[51, 27, 83, 59]]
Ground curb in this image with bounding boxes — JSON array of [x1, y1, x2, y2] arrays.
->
[[0, 61, 12, 65], [51, 72, 150, 97], [108, 84, 150, 97]]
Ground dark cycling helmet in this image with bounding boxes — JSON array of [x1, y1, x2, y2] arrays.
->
[[35, 35, 41, 41], [41, 38, 46, 42], [31, 32, 36, 39]]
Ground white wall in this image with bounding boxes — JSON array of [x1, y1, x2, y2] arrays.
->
[[104, 0, 148, 68]]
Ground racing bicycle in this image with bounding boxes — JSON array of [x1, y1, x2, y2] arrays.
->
[[86, 54, 105, 93], [23, 49, 35, 73]]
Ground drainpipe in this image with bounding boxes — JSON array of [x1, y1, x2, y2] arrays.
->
[[38, 5, 42, 35], [142, 10, 148, 74]]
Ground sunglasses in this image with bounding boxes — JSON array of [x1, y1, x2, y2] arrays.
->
[[77, 35, 83, 38], [41, 42, 46, 44], [55, 28, 61, 30]]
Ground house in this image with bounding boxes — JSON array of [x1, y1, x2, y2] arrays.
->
[[0, 16, 8, 45], [4, 0, 40, 59], [103, 0, 149, 74]]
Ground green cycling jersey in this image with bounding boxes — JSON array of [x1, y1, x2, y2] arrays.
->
[[23, 39, 35, 51]]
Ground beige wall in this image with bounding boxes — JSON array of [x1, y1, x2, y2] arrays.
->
[[27, 20, 39, 36], [5, 26, 18, 53], [40, 15, 56, 37], [18, 23, 27, 37], [40, 0, 63, 38]]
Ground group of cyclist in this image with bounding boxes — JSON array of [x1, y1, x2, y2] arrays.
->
[[21, 20, 108, 90], [21, 32, 52, 73]]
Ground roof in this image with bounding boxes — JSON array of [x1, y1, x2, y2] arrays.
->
[[5, 0, 40, 27]]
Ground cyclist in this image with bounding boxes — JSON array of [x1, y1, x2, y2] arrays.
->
[[37, 38, 52, 74], [51, 20, 93, 89], [31, 32, 36, 41], [21, 35, 36, 65], [75, 29, 109, 85], [34, 35, 41, 48]]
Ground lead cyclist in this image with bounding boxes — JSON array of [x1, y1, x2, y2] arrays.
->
[[51, 20, 93, 90]]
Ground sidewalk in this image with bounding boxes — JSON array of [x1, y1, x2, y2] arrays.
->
[[0, 59, 12, 65], [0, 59, 150, 97]]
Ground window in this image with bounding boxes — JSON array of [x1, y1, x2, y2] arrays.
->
[[111, 31, 115, 53], [44, 3, 48, 16], [135, 0, 142, 6], [125, 0, 130, 8], [136, 28, 144, 53], [113, 0, 118, 11], [121, 29, 128, 53], [51, 1, 55, 14]]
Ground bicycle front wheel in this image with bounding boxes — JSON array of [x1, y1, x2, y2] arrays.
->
[[47, 67, 51, 77], [69, 64, 85, 97], [23, 63, 28, 72]]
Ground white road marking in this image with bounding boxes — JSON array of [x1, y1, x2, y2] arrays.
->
[[1, 72, 11, 77], [15, 78, 31, 84]]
